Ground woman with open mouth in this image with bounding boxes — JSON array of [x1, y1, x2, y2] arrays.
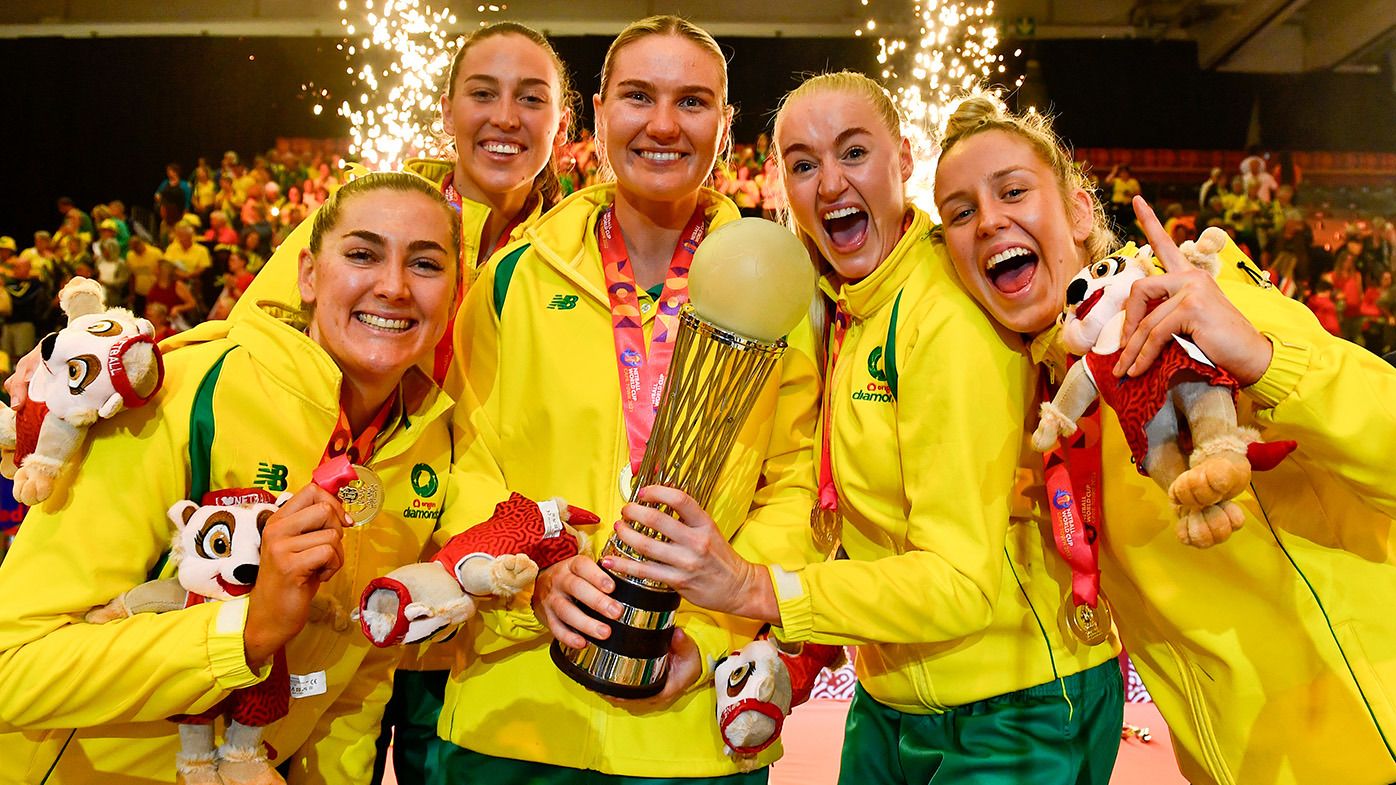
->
[[933, 91, 1396, 785], [0, 171, 460, 784], [600, 70, 1126, 785], [428, 15, 820, 785]]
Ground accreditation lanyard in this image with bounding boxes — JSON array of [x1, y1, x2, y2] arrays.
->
[[814, 303, 851, 516], [598, 204, 707, 474], [1040, 381, 1105, 612], [320, 387, 398, 468]]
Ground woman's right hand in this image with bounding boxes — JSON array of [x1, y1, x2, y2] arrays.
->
[[243, 483, 348, 668], [531, 554, 621, 650]]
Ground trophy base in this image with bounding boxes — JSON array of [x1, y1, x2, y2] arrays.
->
[[550, 640, 668, 700]]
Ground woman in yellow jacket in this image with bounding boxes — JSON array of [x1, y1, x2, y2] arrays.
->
[[932, 92, 1396, 784], [0, 172, 460, 785], [599, 72, 1123, 784], [430, 16, 820, 784]]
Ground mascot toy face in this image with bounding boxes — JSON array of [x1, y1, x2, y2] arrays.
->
[[31, 308, 160, 422], [1059, 245, 1152, 355], [168, 493, 279, 602]]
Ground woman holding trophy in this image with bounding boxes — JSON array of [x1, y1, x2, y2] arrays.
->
[[591, 72, 1124, 783], [427, 15, 822, 785]]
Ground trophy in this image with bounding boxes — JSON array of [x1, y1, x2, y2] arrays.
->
[[551, 217, 818, 698]]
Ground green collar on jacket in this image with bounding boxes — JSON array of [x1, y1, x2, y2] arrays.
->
[[818, 206, 934, 321], [518, 182, 741, 309]]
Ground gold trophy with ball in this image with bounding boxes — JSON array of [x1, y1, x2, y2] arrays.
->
[[551, 217, 817, 698]]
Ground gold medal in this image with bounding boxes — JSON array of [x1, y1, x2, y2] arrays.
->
[[1065, 597, 1111, 646], [619, 464, 636, 501], [337, 464, 384, 527], [810, 505, 841, 554]]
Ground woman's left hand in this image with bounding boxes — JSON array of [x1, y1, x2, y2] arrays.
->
[[602, 485, 777, 625], [604, 627, 702, 714], [1114, 195, 1274, 386]]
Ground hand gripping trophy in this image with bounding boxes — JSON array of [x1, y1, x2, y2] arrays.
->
[[551, 218, 817, 698]]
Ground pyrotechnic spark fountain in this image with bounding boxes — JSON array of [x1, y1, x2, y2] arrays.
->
[[308, 1, 505, 170], [861, 0, 1023, 211]]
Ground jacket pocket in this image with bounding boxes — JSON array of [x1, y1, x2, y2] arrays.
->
[[1333, 621, 1396, 758]]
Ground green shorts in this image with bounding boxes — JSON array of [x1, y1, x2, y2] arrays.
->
[[427, 745, 770, 785], [373, 669, 449, 785], [838, 659, 1124, 785]]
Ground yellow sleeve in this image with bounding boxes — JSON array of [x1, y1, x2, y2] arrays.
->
[[0, 397, 264, 731], [284, 644, 398, 785], [773, 293, 1028, 646], [1224, 278, 1396, 517]]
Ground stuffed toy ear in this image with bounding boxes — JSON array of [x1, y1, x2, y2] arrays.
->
[[167, 500, 199, 533], [58, 278, 107, 319]]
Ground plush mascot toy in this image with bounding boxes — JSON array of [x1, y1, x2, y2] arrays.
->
[[86, 489, 288, 785], [0, 277, 163, 505], [357, 492, 599, 647], [713, 638, 845, 770], [1031, 227, 1295, 547]]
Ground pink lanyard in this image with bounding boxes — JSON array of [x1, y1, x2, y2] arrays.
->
[[814, 303, 850, 516], [1041, 382, 1105, 612], [598, 204, 707, 474]]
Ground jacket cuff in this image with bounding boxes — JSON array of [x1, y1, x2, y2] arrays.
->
[[1244, 332, 1310, 409], [208, 597, 270, 690], [768, 565, 813, 643], [480, 603, 546, 642]]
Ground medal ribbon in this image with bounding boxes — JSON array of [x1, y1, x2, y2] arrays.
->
[[1040, 378, 1104, 610], [815, 303, 851, 515], [321, 387, 398, 468], [599, 204, 708, 474]]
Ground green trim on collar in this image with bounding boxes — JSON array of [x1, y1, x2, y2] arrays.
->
[[493, 244, 531, 319]]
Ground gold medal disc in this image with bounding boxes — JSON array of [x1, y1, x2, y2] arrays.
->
[[338, 464, 384, 527], [619, 464, 636, 501], [810, 506, 842, 554], [1065, 598, 1111, 647]]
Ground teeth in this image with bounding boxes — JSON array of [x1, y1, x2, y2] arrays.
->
[[482, 141, 521, 155], [639, 151, 682, 162], [985, 247, 1032, 270], [823, 206, 862, 221], [357, 313, 412, 331]]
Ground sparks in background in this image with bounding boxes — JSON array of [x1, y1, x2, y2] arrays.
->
[[311, 0, 505, 170], [861, 0, 1023, 211]]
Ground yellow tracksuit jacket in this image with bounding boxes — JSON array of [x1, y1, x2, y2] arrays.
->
[[766, 208, 1118, 712], [0, 299, 455, 785], [440, 183, 821, 776], [1028, 241, 1396, 785], [232, 158, 541, 320]]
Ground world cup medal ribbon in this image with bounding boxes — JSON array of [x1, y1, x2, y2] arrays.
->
[[1065, 595, 1111, 646]]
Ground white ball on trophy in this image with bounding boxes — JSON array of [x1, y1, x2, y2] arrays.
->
[[687, 218, 818, 342]]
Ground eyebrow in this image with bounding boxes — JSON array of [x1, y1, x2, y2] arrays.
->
[[343, 230, 447, 254], [614, 78, 716, 100], [935, 167, 1031, 206], [780, 127, 874, 161], [463, 74, 553, 90]]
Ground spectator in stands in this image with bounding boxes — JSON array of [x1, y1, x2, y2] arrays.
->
[[164, 221, 212, 281], [191, 164, 217, 220], [143, 301, 176, 343], [94, 219, 122, 258], [125, 233, 161, 313], [1105, 163, 1141, 231], [1198, 166, 1228, 208], [1222, 175, 1245, 212], [55, 197, 93, 238], [19, 231, 57, 284], [1307, 279, 1342, 336], [54, 212, 88, 249], [1, 258, 46, 386], [58, 234, 91, 279], [213, 172, 240, 216], [1361, 269, 1392, 353], [1331, 251, 1366, 342], [1241, 154, 1278, 203], [1224, 180, 1265, 255], [206, 249, 255, 321], [154, 163, 192, 212], [145, 258, 198, 331], [203, 210, 239, 246], [240, 228, 267, 273], [0, 237, 15, 272], [93, 238, 129, 307]]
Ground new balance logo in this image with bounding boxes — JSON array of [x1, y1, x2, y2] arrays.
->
[[254, 462, 289, 492], [547, 294, 579, 310]]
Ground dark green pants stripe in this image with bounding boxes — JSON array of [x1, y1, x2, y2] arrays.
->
[[428, 745, 769, 785], [838, 659, 1124, 785]]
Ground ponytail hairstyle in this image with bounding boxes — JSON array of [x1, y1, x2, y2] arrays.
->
[[937, 91, 1115, 262]]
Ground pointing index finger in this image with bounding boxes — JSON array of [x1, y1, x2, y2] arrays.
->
[[1132, 195, 1188, 274]]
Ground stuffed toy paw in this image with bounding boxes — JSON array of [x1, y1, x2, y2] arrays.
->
[[1175, 500, 1246, 549], [358, 493, 596, 647]]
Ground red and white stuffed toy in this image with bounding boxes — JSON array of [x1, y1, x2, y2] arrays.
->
[[0, 277, 163, 505], [357, 492, 599, 646], [86, 488, 288, 785], [1031, 227, 1295, 547], [713, 637, 844, 770]]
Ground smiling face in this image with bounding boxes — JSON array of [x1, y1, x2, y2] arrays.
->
[[776, 89, 912, 281], [441, 32, 566, 206], [298, 188, 455, 391], [934, 129, 1093, 334], [594, 34, 729, 210]]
